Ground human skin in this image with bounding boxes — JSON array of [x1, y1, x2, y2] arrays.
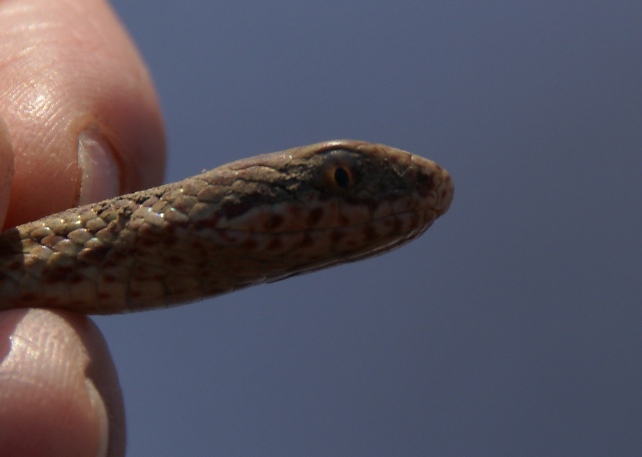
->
[[0, 0, 166, 456]]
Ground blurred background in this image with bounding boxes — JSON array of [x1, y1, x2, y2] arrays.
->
[[102, 1, 642, 455]]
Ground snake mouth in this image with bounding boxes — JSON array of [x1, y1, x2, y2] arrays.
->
[[434, 169, 454, 217], [408, 152, 454, 218]]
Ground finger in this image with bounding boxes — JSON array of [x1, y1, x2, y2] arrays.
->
[[0, 309, 125, 457], [0, 0, 166, 229]]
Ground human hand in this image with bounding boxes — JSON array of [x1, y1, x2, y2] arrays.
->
[[0, 1, 165, 455]]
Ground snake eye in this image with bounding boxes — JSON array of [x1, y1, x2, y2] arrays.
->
[[324, 162, 355, 191], [333, 167, 351, 188], [320, 149, 360, 192]]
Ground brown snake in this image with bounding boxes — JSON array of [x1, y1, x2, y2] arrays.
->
[[0, 140, 453, 314]]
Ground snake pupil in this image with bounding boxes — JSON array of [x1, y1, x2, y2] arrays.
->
[[333, 167, 350, 188]]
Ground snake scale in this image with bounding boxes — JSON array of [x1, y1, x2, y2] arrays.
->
[[0, 140, 453, 314]]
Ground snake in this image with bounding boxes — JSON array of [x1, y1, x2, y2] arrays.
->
[[0, 140, 454, 314]]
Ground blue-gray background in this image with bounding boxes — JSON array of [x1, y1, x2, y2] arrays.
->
[[102, 1, 642, 455]]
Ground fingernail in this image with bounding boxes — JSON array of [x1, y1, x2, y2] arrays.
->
[[85, 379, 109, 457], [78, 129, 120, 205], [0, 113, 14, 227]]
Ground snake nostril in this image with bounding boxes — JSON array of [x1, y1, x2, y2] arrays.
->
[[416, 171, 433, 189]]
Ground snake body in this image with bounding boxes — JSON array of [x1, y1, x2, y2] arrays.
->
[[0, 140, 453, 314]]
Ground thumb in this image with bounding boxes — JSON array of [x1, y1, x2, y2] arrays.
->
[[0, 0, 165, 229]]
